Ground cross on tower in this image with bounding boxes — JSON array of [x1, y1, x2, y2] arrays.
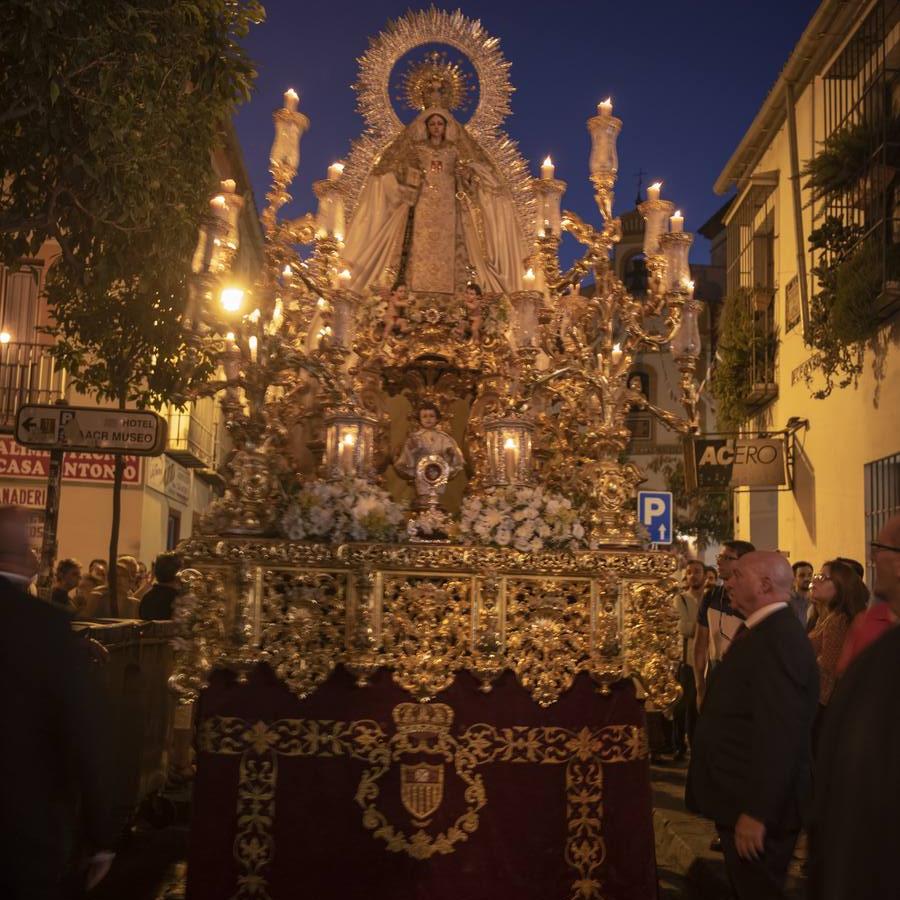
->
[[633, 168, 647, 206]]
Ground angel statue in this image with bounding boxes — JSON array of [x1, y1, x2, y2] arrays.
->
[[343, 56, 528, 298], [394, 401, 465, 508]]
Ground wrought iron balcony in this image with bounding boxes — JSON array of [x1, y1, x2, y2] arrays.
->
[[165, 405, 220, 470], [0, 342, 65, 432]]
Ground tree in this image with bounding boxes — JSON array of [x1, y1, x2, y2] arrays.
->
[[0, 0, 263, 610], [647, 454, 731, 551]]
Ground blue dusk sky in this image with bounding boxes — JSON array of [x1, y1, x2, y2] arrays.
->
[[233, 0, 821, 264]]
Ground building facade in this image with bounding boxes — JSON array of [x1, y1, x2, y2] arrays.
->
[[714, 0, 900, 568], [0, 123, 263, 567]]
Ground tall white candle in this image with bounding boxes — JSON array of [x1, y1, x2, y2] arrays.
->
[[283, 88, 299, 111], [670, 210, 684, 233], [327, 162, 344, 181], [647, 181, 662, 202], [503, 437, 518, 483], [611, 343, 623, 367], [341, 433, 356, 475], [541, 156, 555, 180], [598, 97, 613, 117], [523, 268, 536, 289]]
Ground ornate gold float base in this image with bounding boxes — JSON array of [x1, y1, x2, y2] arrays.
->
[[173, 537, 681, 710]]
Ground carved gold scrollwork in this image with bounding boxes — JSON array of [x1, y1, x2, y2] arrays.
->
[[622, 580, 682, 709], [380, 578, 471, 700], [257, 569, 346, 699], [505, 579, 592, 707]]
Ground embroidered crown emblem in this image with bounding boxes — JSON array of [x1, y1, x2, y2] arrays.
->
[[392, 701, 454, 735]]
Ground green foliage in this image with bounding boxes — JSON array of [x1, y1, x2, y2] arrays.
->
[[646, 454, 731, 551], [0, 0, 264, 407], [802, 116, 900, 203], [806, 216, 897, 398], [710, 288, 779, 430]]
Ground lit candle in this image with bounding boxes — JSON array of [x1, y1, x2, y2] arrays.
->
[[647, 181, 662, 202], [611, 342, 623, 367], [327, 162, 344, 181], [541, 156, 555, 180], [503, 437, 518, 484], [221, 179, 236, 195], [341, 432, 356, 475], [684, 278, 695, 298], [598, 97, 613, 117], [670, 209, 684, 233], [337, 268, 352, 288], [283, 88, 299, 111], [248, 334, 258, 363], [209, 194, 229, 224], [523, 268, 536, 289]]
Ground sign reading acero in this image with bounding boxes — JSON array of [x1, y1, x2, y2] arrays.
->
[[685, 436, 788, 490], [15, 405, 167, 456]]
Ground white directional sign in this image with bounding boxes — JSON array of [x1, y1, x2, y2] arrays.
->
[[15, 405, 167, 456], [637, 490, 674, 545]]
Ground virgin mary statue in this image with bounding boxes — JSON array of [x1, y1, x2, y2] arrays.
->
[[343, 103, 528, 297]]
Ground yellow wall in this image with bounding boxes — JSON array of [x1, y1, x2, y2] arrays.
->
[[728, 74, 900, 566]]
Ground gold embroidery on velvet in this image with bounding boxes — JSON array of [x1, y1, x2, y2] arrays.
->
[[199, 710, 647, 900]]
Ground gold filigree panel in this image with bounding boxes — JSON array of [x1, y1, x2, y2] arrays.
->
[[505, 579, 592, 707], [622, 580, 681, 709], [257, 568, 347, 699], [198, 709, 648, 900], [380, 577, 471, 700]]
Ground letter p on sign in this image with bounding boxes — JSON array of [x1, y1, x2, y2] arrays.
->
[[637, 490, 673, 545]]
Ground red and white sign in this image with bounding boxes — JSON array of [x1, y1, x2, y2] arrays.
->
[[0, 485, 47, 508], [0, 438, 141, 484]]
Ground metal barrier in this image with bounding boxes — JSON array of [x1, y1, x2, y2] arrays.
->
[[72, 619, 178, 830]]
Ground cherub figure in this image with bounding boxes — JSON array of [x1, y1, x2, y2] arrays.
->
[[454, 282, 483, 343], [394, 401, 465, 493], [382, 282, 412, 338]]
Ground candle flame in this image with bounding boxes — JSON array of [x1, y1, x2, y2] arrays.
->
[[613, 343, 622, 353], [674, 210, 682, 217], [542, 156, 553, 167], [225, 331, 235, 342], [282, 265, 292, 277], [342, 433, 356, 447], [504, 437, 517, 450], [248, 335, 258, 351], [330, 162, 345, 174], [338, 268, 351, 281], [650, 181, 662, 190], [524, 267, 535, 280], [210, 195, 227, 208], [285, 88, 298, 101], [602, 97, 612, 105]]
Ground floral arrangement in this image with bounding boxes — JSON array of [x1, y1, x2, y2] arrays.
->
[[459, 486, 587, 553], [282, 477, 405, 543], [407, 507, 459, 542]]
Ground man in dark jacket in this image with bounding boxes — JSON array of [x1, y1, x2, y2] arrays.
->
[[687, 550, 819, 899], [0, 507, 115, 898], [808, 513, 900, 900], [138, 551, 182, 620]]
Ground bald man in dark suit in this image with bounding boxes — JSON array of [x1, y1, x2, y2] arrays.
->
[[0, 507, 115, 898], [687, 550, 819, 899]]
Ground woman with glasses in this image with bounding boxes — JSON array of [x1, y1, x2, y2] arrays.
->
[[808, 560, 868, 737]]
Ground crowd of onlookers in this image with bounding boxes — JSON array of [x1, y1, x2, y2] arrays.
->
[[47, 551, 183, 620], [664, 516, 900, 899]]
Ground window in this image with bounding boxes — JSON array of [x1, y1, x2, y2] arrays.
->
[[166, 510, 181, 550], [865, 452, 900, 585], [0, 265, 42, 341], [785, 275, 801, 332]]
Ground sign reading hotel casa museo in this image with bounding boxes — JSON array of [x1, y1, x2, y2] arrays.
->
[[15, 404, 166, 456]]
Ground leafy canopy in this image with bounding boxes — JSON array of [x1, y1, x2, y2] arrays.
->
[[0, 0, 264, 406]]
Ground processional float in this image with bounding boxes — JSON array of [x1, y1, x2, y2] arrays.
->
[[173, 10, 705, 900]]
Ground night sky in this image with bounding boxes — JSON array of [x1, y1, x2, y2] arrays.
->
[[233, 0, 821, 264]]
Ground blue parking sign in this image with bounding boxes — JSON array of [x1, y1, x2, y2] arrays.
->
[[637, 491, 673, 544]]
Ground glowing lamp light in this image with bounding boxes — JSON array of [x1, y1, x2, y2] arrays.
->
[[282, 265, 292, 278], [220, 287, 245, 313], [342, 433, 356, 447], [0, 331, 11, 344]]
